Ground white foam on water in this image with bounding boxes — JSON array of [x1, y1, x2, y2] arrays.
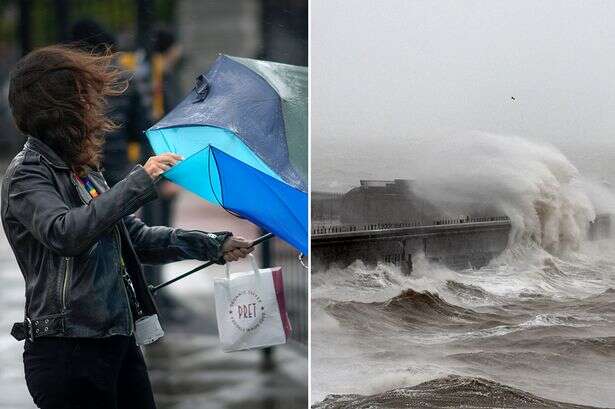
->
[[312, 134, 615, 405]]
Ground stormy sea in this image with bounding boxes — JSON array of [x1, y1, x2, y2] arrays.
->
[[311, 133, 615, 408]]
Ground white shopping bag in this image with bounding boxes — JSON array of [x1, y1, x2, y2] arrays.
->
[[214, 254, 292, 352]]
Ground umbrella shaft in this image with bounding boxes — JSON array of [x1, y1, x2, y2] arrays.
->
[[150, 232, 275, 294]]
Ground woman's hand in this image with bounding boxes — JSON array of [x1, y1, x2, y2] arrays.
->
[[143, 153, 183, 179], [222, 236, 255, 262]]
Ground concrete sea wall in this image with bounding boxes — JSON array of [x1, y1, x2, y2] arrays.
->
[[312, 218, 512, 273]]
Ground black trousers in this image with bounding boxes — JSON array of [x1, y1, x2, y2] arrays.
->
[[23, 335, 156, 409]]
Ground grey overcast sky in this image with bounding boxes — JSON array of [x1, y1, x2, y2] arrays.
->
[[312, 0, 615, 166]]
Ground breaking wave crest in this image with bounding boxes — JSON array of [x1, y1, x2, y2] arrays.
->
[[326, 289, 505, 331], [408, 133, 615, 254]]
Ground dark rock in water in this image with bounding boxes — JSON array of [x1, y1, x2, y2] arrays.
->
[[312, 375, 599, 408]]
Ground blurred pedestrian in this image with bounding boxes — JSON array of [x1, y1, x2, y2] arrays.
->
[[3, 45, 254, 409]]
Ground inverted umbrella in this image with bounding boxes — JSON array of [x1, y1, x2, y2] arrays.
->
[[145, 55, 307, 259]]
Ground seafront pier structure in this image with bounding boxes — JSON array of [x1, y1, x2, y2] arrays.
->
[[312, 217, 512, 273], [312, 179, 614, 273], [312, 178, 513, 273]]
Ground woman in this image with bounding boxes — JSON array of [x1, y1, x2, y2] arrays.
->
[[2, 45, 253, 409]]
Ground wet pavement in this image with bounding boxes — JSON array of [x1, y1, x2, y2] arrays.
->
[[147, 333, 307, 409], [0, 191, 307, 408]]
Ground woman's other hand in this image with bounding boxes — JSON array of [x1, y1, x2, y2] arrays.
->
[[222, 236, 255, 262], [143, 153, 183, 179]]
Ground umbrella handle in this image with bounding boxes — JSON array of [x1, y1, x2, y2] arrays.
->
[[149, 232, 275, 294]]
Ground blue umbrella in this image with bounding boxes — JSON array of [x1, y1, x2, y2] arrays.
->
[[146, 55, 307, 254]]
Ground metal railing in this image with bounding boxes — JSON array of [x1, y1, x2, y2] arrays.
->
[[312, 216, 511, 235], [264, 237, 307, 348]]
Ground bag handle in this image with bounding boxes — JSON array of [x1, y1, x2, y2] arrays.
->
[[225, 254, 261, 281]]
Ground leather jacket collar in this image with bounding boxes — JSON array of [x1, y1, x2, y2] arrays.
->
[[25, 136, 106, 175], [24, 136, 70, 170]]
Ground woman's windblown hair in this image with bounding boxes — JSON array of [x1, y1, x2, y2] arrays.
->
[[8, 45, 127, 172]]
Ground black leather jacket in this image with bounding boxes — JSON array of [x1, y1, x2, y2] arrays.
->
[[2, 137, 230, 339]]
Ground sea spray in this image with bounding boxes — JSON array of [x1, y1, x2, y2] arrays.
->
[[408, 132, 602, 254]]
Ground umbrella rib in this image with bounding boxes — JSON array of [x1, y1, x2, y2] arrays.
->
[[159, 128, 176, 153], [208, 145, 245, 219], [206, 144, 223, 205]]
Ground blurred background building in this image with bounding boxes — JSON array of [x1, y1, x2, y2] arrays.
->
[[0, 1, 307, 408]]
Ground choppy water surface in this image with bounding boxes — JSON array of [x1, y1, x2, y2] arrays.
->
[[311, 135, 615, 408], [312, 241, 615, 407], [312, 241, 615, 408]]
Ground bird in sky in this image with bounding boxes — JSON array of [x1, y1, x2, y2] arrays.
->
[[511, 96, 516, 101]]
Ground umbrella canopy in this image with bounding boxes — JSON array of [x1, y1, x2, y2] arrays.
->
[[146, 55, 307, 253]]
